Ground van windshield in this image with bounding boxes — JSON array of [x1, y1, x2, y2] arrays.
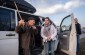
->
[[0, 8, 15, 31]]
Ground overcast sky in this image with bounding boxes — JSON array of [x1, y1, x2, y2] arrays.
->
[[25, 0, 85, 27]]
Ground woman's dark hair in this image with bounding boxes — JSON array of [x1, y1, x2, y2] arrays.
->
[[44, 17, 50, 21], [44, 17, 52, 24]]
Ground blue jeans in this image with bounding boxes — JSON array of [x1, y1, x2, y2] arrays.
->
[[44, 40, 55, 55], [77, 34, 80, 52]]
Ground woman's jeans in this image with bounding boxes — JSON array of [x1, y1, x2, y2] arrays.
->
[[44, 40, 55, 55], [77, 34, 80, 52]]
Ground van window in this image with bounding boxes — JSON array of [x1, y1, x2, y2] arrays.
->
[[61, 15, 71, 32], [0, 8, 15, 31]]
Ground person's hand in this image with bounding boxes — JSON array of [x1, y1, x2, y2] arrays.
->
[[32, 26, 37, 29], [19, 19, 25, 26], [47, 37, 50, 41], [49, 36, 52, 40], [47, 36, 51, 41]]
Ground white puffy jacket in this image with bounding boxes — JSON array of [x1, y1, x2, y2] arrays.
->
[[41, 24, 57, 42]]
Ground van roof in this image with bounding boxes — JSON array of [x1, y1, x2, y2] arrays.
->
[[0, 0, 36, 13]]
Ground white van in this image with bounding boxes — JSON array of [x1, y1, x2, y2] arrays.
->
[[0, 5, 44, 55], [0, 2, 77, 55]]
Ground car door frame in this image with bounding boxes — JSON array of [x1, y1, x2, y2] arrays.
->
[[59, 13, 77, 55]]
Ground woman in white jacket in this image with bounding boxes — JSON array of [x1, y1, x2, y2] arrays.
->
[[41, 17, 57, 55]]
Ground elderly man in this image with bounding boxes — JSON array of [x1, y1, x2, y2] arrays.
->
[[16, 17, 37, 55]]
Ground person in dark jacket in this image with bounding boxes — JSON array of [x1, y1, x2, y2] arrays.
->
[[16, 17, 38, 55], [74, 18, 81, 52]]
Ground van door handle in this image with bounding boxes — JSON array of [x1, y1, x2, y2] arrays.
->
[[6, 34, 15, 36], [63, 35, 67, 38]]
